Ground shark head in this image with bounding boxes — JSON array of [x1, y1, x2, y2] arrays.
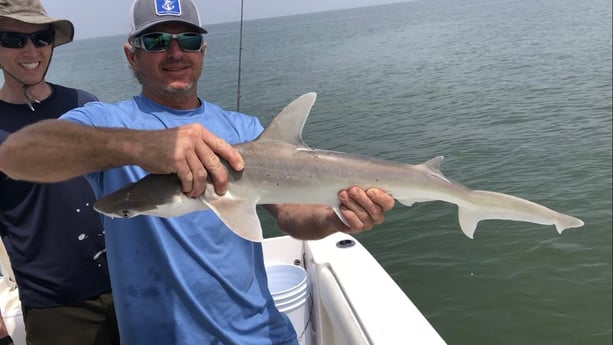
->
[[94, 174, 198, 219]]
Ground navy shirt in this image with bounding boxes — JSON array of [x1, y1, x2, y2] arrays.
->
[[0, 83, 112, 307]]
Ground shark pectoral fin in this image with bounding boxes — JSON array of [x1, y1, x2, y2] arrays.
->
[[204, 198, 264, 242], [332, 206, 350, 227], [457, 206, 480, 239]]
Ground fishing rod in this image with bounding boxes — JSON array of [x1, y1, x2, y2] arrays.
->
[[236, 0, 244, 112]]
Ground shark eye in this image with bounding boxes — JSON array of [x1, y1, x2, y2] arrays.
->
[[121, 210, 130, 218]]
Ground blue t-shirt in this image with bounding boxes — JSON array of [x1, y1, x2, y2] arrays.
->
[[61, 95, 297, 345], [0, 84, 111, 307]]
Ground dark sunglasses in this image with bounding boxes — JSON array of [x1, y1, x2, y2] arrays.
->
[[130, 32, 204, 52], [0, 29, 55, 49]]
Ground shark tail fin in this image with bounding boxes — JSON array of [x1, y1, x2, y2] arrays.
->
[[457, 190, 585, 239], [554, 214, 584, 234]]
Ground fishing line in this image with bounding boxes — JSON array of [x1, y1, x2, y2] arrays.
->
[[233, 0, 278, 121], [236, 0, 244, 112]]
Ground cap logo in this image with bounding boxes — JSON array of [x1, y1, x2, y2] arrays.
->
[[156, 0, 181, 16]]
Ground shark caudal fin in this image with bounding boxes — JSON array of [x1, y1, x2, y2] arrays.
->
[[456, 190, 584, 239], [554, 214, 584, 234]]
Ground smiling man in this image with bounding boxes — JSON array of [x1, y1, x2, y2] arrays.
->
[[0, 1, 118, 345], [0, 0, 395, 344]]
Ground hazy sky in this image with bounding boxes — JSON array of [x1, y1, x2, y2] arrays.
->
[[40, 0, 408, 40]]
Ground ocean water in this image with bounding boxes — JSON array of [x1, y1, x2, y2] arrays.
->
[[17, 0, 612, 343]]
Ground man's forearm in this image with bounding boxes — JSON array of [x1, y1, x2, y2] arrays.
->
[[265, 204, 339, 240], [265, 187, 393, 240], [0, 119, 141, 183]]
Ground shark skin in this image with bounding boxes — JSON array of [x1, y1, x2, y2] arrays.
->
[[93, 92, 584, 242]]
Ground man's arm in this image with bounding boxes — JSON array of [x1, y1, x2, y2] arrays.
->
[[265, 186, 395, 240], [0, 119, 243, 197]]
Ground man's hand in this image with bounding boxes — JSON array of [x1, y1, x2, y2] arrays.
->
[[266, 186, 394, 240], [136, 124, 244, 197], [334, 186, 395, 233]]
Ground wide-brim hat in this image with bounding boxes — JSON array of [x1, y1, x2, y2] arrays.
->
[[0, 0, 74, 47]]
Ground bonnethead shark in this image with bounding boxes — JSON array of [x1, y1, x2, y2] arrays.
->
[[94, 92, 584, 242]]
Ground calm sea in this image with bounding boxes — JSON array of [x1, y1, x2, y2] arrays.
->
[[20, 0, 613, 343]]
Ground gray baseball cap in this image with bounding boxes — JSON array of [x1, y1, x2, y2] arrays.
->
[[127, 0, 207, 38], [0, 0, 74, 47]]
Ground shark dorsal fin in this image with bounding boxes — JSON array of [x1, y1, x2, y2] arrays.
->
[[257, 92, 317, 147], [423, 156, 444, 170], [422, 156, 450, 183]]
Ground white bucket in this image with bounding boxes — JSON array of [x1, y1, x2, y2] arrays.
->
[[266, 264, 310, 345]]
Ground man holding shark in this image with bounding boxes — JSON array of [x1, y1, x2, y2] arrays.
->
[[0, 0, 394, 344]]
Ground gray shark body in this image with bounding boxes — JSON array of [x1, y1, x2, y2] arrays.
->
[[94, 93, 584, 242]]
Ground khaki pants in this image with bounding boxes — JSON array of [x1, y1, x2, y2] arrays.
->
[[22, 292, 119, 345]]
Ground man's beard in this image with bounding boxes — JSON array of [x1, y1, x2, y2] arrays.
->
[[164, 81, 195, 94]]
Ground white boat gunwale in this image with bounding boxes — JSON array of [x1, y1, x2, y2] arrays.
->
[[263, 232, 447, 345], [1, 232, 447, 345]]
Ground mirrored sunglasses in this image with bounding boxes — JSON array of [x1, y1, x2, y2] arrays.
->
[[0, 29, 55, 49], [130, 32, 203, 52]]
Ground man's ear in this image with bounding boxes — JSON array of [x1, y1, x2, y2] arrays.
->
[[124, 42, 137, 68]]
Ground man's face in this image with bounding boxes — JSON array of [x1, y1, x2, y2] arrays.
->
[[125, 22, 206, 102], [0, 20, 54, 86]]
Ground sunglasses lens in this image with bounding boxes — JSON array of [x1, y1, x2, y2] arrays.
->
[[0, 32, 24, 48], [0, 30, 54, 48], [32, 30, 55, 47], [177, 33, 202, 51], [141, 32, 170, 51]]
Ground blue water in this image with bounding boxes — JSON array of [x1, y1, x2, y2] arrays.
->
[[19, 0, 612, 343]]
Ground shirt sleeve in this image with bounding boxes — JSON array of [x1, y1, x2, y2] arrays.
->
[[59, 102, 110, 127], [225, 110, 265, 143]]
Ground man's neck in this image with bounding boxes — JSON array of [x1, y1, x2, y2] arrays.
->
[[0, 78, 52, 105]]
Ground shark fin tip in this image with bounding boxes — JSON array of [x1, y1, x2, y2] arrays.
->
[[555, 216, 584, 234]]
